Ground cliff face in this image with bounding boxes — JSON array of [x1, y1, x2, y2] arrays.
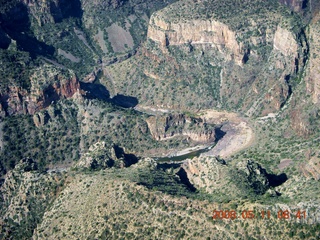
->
[[273, 26, 299, 58], [286, 14, 320, 137], [147, 15, 299, 67], [0, 65, 80, 116], [147, 18, 243, 65], [146, 114, 216, 143]]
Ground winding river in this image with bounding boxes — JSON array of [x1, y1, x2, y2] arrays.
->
[[154, 144, 216, 163]]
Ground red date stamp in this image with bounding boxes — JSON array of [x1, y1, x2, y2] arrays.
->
[[212, 210, 306, 220]]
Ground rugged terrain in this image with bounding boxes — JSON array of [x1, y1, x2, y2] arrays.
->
[[106, 0, 308, 117], [0, 0, 320, 239]]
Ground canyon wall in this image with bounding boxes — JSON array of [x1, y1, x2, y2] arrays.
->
[[147, 17, 244, 65]]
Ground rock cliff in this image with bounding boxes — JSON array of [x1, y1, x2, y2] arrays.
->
[[0, 65, 80, 116], [146, 114, 216, 143], [147, 17, 243, 65], [180, 156, 230, 194], [76, 141, 139, 170], [286, 13, 319, 136]]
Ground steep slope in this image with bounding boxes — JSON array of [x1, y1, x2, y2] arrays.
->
[[305, 14, 320, 104]]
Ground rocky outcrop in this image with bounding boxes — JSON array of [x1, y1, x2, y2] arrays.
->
[[231, 160, 272, 195], [273, 26, 299, 58], [13, 157, 38, 172], [76, 141, 138, 170], [76, 142, 116, 169], [181, 157, 272, 196], [33, 111, 50, 127], [0, 65, 80, 116], [180, 156, 229, 194], [236, 160, 269, 186], [146, 114, 216, 143]]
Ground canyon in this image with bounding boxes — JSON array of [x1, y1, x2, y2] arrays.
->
[[106, 0, 309, 124], [0, 0, 319, 239]]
